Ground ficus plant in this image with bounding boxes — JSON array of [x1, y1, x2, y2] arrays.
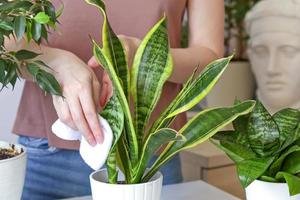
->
[[86, 0, 256, 184], [0, 0, 62, 95], [212, 101, 300, 196]]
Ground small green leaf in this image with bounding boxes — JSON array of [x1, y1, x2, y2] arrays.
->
[[31, 21, 42, 42], [0, 20, 14, 31], [26, 20, 32, 42], [15, 50, 40, 60], [0, 60, 5, 83], [34, 12, 50, 24], [276, 172, 300, 196], [27, 63, 40, 76], [268, 145, 300, 176], [0, 33, 4, 46], [260, 175, 278, 183], [2, 62, 17, 88], [14, 16, 26, 40], [282, 151, 300, 175], [247, 101, 280, 157], [34, 60, 51, 69], [237, 157, 274, 188], [213, 140, 256, 163], [273, 108, 300, 150], [134, 128, 184, 183], [27, 63, 62, 96], [56, 4, 64, 18], [36, 71, 62, 96], [45, 2, 57, 22]]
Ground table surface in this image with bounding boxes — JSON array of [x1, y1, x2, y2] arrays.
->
[[66, 180, 240, 200]]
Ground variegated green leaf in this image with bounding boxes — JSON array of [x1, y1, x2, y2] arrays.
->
[[101, 93, 124, 149], [101, 93, 124, 184], [268, 145, 300, 177], [85, 0, 130, 98], [133, 128, 184, 183], [247, 101, 280, 157], [150, 56, 233, 133], [273, 108, 300, 150], [282, 151, 300, 175], [275, 172, 300, 196], [131, 17, 172, 148], [93, 42, 139, 168], [106, 148, 118, 184], [143, 100, 255, 181], [237, 157, 274, 188], [211, 140, 256, 163]]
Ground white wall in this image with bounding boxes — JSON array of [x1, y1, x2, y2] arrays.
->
[[0, 80, 24, 143]]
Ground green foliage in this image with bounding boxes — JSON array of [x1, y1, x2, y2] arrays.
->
[[86, 0, 256, 184], [0, 0, 62, 95], [212, 101, 300, 196]]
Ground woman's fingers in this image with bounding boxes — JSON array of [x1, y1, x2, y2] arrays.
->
[[52, 96, 77, 130], [79, 79, 104, 144], [67, 94, 97, 146], [92, 75, 101, 112], [88, 56, 99, 68], [100, 71, 113, 107]]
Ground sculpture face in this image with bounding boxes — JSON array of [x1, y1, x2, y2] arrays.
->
[[248, 31, 300, 113]]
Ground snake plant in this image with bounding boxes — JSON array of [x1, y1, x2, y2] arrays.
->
[[212, 101, 300, 196], [86, 0, 256, 184]]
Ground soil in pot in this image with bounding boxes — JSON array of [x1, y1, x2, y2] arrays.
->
[[0, 144, 23, 160]]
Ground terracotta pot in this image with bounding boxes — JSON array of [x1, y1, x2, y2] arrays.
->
[[0, 141, 27, 200], [90, 169, 163, 200], [246, 180, 300, 200]]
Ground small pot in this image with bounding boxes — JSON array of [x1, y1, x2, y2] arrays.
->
[[246, 180, 300, 200], [90, 169, 163, 200], [0, 141, 27, 200]]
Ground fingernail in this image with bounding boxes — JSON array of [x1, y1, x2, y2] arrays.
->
[[89, 139, 97, 147], [96, 133, 104, 144]]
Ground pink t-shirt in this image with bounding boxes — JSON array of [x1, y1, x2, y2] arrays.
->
[[13, 0, 187, 149]]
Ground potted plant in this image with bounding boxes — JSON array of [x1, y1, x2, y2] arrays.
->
[[0, 141, 26, 200], [205, 0, 260, 109], [212, 100, 300, 199], [85, 0, 256, 199], [0, 1, 62, 199]]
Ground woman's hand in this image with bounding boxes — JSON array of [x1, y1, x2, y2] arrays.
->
[[87, 34, 141, 105], [51, 50, 104, 146]]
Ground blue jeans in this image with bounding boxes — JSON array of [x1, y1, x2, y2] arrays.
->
[[19, 136, 182, 200]]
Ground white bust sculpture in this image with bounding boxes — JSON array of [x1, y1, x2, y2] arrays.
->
[[245, 0, 300, 114]]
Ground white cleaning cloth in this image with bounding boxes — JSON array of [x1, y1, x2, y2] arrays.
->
[[51, 116, 113, 170]]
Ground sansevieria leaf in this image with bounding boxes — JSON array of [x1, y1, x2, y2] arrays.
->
[[273, 108, 300, 150], [247, 101, 280, 157], [237, 157, 274, 188], [133, 128, 184, 183], [150, 56, 233, 133], [131, 17, 172, 149], [101, 93, 124, 184], [211, 140, 256, 163], [275, 172, 300, 196], [93, 41, 139, 168], [282, 151, 300, 175], [143, 100, 255, 181], [268, 145, 300, 176], [85, 0, 130, 99]]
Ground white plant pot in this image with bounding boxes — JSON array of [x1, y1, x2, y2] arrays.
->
[[0, 141, 27, 200], [90, 169, 163, 200], [246, 180, 300, 200]]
